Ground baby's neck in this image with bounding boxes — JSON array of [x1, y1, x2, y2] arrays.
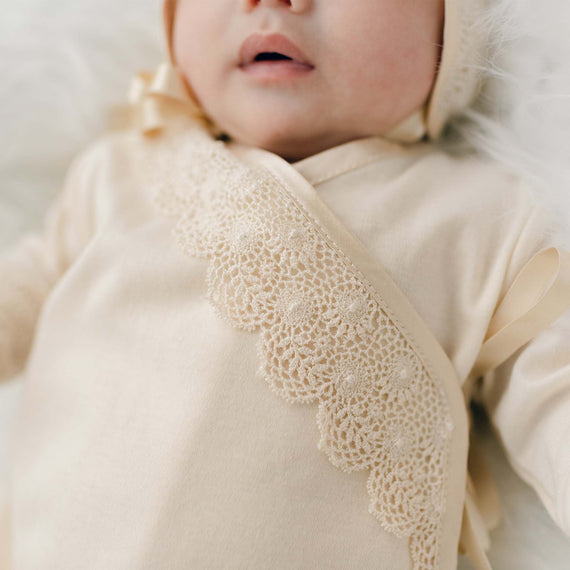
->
[[224, 131, 383, 164]]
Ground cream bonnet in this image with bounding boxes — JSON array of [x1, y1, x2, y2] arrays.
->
[[157, 0, 489, 143]]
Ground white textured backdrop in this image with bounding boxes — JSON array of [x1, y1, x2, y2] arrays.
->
[[0, 1, 570, 568]]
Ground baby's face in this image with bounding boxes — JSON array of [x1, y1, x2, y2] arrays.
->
[[174, 0, 444, 161]]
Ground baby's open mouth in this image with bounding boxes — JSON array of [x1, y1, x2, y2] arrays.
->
[[238, 32, 314, 77], [253, 52, 293, 62], [238, 34, 314, 70]]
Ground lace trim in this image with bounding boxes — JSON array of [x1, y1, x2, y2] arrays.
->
[[142, 126, 455, 570]]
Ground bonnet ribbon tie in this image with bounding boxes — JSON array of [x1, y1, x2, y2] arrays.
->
[[459, 246, 570, 569], [112, 61, 217, 136]]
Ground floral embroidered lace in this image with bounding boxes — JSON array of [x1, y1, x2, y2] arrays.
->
[[141, 125, 456, 570]]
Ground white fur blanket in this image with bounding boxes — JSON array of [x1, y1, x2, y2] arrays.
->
[[1, 1, 569, 568]]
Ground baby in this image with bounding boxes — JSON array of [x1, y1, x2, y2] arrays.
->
[[1, 1, 570, 569]]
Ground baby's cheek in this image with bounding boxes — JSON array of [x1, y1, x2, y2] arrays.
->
[[172, 3, 220, 82]]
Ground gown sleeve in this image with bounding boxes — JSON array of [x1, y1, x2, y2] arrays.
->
[[0, 143, 101, 383], [477, 306, 570, 538], [473, 198, 570, 538]]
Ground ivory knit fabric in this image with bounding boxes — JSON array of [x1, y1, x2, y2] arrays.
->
[[0, 119, 569, 568]]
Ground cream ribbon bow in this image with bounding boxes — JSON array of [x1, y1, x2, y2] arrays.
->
[[119, 61, 219, 136]]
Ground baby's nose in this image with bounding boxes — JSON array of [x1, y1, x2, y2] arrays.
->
[[241, 0, 312, 14]]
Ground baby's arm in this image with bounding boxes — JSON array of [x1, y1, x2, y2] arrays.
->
[[0, 144, 100, 383]]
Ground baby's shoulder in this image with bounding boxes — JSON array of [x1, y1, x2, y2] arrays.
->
[[416, 146, 563, 251], [421, 148, 539, 216], [71, 127, 153, 171], [420, 147, 564, 242], [431, 147, 566, 270], [57, 128, 179, 224]]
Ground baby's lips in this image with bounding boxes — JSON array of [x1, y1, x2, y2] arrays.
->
[[238, 32, 314, 67]]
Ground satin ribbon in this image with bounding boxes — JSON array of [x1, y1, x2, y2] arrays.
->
[[382, 105, 428, 144], [113, 62, 219, 137], [457, 410, 500, 570], [472, 246, 570, 379], [459, 245, 570, 569]]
